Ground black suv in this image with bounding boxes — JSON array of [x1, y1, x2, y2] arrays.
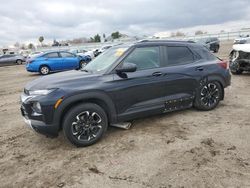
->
[[20, 40, 231, 147], [197, 37, 220, 53]]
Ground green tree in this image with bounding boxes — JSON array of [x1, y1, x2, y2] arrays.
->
[[94, 34, 101, 42], [111, 31, 122, 39], [38, 36, 44, 46], [28, 43, 34, 49]]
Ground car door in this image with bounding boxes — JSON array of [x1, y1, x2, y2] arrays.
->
[[0, 55, 13, 66], [111, 46, 170, 121], [0, 55, 8, 66], [160, 45, 202, 110], [60, 52, 78, 70], [43, 52, 62, 71]]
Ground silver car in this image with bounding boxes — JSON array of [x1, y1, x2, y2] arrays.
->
[[0, 54, 25, 67]]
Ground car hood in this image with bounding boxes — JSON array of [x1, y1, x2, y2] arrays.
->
[[25, 70, 101, 91], [233, 44, 250, 53]]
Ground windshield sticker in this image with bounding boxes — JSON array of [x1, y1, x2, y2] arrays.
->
[[115, 48, 126, 57]]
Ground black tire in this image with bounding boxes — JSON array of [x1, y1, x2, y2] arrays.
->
[[16, 59, 22, 65], [231, 69, 243, 75], [213, 46, 219, 53], [229, 61, 243, 75], [80, 61, 87, 69], [63, 103, 108, 147], [39, 65, 50, 75], [194, 81, 223, 111]]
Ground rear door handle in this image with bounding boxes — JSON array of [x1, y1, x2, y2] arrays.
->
[[196, 66, 204, 71], [152, 72, 162, 76]]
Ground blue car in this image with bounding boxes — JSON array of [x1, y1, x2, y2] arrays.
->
[[26, 51, 91, 75]]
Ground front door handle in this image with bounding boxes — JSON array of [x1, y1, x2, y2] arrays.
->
[[196, 66, 204, 71], [152, 72, 162, 76]]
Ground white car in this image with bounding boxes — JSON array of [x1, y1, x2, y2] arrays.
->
[[99, 45, 112, 53], [69, 49, 95, 59]]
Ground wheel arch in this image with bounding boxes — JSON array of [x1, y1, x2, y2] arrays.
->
[[39, 64, 51, 71], [206, 75, 225, 100], [54, 92, 117, 130]]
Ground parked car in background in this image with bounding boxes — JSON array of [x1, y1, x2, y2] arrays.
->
[[0, 54, 25, 67], [69, 49, 94, 60], [229, 43, 250, 74], [21, 40, 231, 147], [93, 49, 101, 57], [196, 37, 220, 53], [234, 36, 250, 44], [99, 45, 112, 53], [26, 51, 90, 75]]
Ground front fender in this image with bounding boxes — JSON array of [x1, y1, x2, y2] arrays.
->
[[53, 91, 117, 129]]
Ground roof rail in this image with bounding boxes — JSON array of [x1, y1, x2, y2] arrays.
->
[[138, 39, 195, 43]]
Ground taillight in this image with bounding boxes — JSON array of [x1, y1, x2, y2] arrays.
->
[[218, 60, 229, 69]]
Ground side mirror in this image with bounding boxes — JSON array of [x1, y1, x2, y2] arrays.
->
[[116, 63, 137, 73]]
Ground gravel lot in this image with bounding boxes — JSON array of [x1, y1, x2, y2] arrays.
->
[[0, 41, 250, 188]]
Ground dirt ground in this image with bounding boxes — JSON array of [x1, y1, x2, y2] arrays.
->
[[0, 41, 250, 188]]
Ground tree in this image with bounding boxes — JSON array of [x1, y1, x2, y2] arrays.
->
[[111, 31, 122, 39], [175, 31, 185, 37], [195, 30, 204, 35], [89, 34, 101, 43], [38, 36, 44, 46], [28, 43, 35, 49]]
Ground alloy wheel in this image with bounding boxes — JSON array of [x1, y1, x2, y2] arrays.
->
[[71, 111, 103, 141], [200, 83, 220, 107]]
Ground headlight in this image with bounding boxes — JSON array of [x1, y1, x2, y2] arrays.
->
[[29, 89, 56, 96], [32, 102, 42, 113]]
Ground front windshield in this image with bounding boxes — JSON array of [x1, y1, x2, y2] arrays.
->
[[196, 38, 208, 43], [83, 45, 129, 73]]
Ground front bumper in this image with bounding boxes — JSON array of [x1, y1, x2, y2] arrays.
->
[[21, 105, 58, 137], [20, 91, 61, 137]]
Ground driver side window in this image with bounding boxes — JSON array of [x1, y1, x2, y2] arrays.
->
[[123, 46, 160, 70]]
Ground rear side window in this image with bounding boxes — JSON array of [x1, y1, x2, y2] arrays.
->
[[167, 46, 194, 66], [60, 52, 75, 58], [123, 46, 160, 70], [192, 45, 216, 60], [44, 52, 59, 58]]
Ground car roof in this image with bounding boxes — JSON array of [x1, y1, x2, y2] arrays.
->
[[133, 39, 197, 47]]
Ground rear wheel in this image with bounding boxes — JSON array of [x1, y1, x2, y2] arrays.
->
[[63, 103, 108, 147], [39, 65, 50, 75], [194, 81, 222, 111], [16, 59, 22, 65]]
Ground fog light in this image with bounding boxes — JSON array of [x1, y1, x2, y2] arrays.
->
[[32, 102, 42, 113]]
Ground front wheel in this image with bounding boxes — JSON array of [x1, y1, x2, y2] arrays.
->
[[63, 103, 108, 147], [194, 81, 222, 111]]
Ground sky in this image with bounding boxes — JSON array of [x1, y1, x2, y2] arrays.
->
[[0, 0, 250, 46]]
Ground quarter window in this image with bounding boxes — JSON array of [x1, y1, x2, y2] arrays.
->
[[123, 47, 160, 70], [167, 46, 194, 66]]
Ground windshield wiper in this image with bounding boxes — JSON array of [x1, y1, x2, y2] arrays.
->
[[81, 69, 89, 72], [81, 69, 93, 73]]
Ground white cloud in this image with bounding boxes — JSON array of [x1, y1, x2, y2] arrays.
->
[[0, 0, 250, 46]]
